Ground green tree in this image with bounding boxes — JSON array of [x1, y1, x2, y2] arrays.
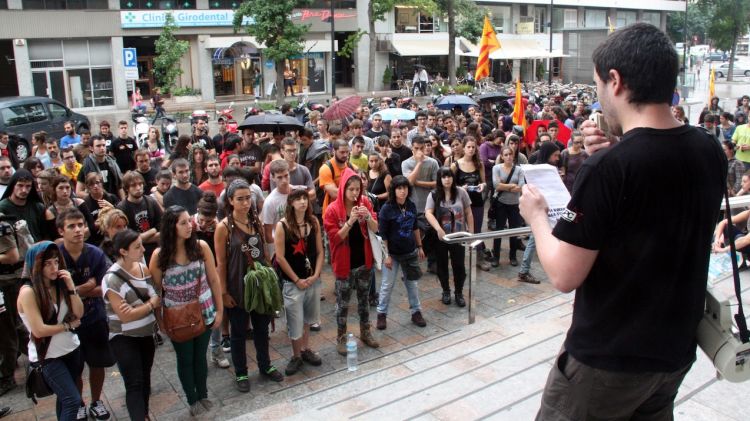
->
[[434, 0, 483, 86], [366, 0, 435, 92], [699, 0, 750, 81], [666, 2, 714, 45], [153, 13, 189, 94], [234, 0, 310, 105]]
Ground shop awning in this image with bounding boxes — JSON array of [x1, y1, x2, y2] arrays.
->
[[459, 38, 567, 59], [390, 37, 474, 57]]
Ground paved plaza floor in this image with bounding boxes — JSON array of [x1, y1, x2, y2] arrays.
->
[[3, 248, 750, 420]]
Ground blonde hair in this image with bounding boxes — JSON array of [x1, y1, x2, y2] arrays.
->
[[96, 207, 128, 236]]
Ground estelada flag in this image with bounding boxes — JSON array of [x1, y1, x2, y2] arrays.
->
[[474, 16, 501, 81], [708, 65, 715, 105], [512, 78, 527, 134], [525, 120, 573, 148]]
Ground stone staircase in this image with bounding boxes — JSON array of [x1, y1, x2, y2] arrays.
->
[[205, 270, 750, 421]]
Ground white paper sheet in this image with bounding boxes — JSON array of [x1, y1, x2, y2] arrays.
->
[[520, 164, 571, 226]]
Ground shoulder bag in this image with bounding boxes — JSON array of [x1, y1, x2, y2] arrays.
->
[[159, 262, 206, 343], [25, 283, 59, 404], [489, 165, 517, 230]]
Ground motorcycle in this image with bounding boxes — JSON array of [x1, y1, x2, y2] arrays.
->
[[244, 99, 262, 119], [216, 102, 238, 133], [131, 111, 150, 149], [160, 116, 179, 154]]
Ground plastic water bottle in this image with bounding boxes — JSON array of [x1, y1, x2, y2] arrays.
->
[[346, 333, 358, 372]]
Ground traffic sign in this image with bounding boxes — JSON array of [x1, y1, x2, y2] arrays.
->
[[123, 48, 139, 81]]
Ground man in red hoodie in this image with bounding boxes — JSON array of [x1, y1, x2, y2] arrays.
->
[[323, 168, 380, 355]]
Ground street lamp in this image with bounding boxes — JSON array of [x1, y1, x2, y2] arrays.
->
[[330, 0, 336, 97], [548, 0, 553, 86]]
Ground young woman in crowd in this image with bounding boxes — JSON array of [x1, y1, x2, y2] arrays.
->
[[444, 135, 464, 167], [504, 134, 528, 165], [189, 144, 209, 185], [191, 191, 230, 370], [274, 188, 324, 375], [429, 134, 448, 165], [491, 146, 525, 268], [17, 242, 84, 421], [323, 168, 380, 356], [46, 175, 95, 239], [560, 131, 588, 193], [366, 153, 391, 212], [451, 136, 489, 271], [425, 168, 473, 307], [215, 179, 283, 393], [145, 127, 165, 170], [24, 157, 45, 178], [32, 131, 51, 168], [97, 207, 129, 262], [375, 175, 426, 329], [149, 205, 223, 416], [102, 229, 160, 421]]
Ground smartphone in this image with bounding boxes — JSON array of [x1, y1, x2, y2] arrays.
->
[[591, 112, 611, 138]]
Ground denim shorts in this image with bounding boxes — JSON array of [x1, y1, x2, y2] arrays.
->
[[282, 279, 321, 340]]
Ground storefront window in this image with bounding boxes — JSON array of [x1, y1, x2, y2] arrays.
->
[[29, 39, 113, 108], [287, 53, 326, 94], [120, 0, 195, 9], [208, 0, 239, 9], [395, 7, 438, 33], [23, 0, 107, 8], [213, 60, 235, 97]]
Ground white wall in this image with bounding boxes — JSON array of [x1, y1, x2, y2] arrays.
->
[[111, 36, 129, 109], [13, 40, 33, 96]]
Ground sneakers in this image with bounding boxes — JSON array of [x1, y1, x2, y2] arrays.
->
[[477, 260, 491, 271], [310, 323, 321, 331], [211, 351, 230, 369], [510, 257, 518, 266], [0, 407, 10, 418], [455, 293, 466, 308], [261, 366, 284, 382], [336, 334, 347, 356], [376, 313, 387, 330], [189, 402, 206, 416], [490, 260, 500, 268], [411, 311, 427, 327], [77, 405, 88, 421], [221, 336, 231, 353], [441, 291, 451, 305], [518, 272, 540, 284], [89, 400, 110, 420], [301, 349, 322, 366], [235, 375, 250, 393], [285, 356, 304, 375]]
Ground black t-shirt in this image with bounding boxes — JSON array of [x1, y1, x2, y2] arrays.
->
[[192, 135, 215, 151], [110, 136, 137, 173], [552, 125, 727, 373], [78, 159, 120, 197], [391, 144, 412, 162], [365, 128, 390, 139], [348, 218, 365, 269], [137, 167, 159, 192], [386, 153, 402, 177], [163, 184, 204, 215], [212, 133, 227, 155], [117, 196, 162, 261], [83, 192, 118, 245]]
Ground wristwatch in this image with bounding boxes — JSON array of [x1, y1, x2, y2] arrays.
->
[[66, 289, 77, 296]]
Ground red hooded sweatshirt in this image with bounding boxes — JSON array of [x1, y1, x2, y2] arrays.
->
[[323, 167, 377, 279]]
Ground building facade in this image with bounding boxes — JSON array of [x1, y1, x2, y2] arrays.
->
[[0, 0, 686, 111]]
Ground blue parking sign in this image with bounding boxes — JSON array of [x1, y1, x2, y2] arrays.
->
[[123, 48, 137, 67]]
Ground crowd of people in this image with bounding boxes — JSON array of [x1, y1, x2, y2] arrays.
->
[[0, 31, 746, 421]]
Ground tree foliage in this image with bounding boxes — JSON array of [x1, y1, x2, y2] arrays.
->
[[666, 2, 714, 45], [153, 13, 189, 94], [698, 0, 750, 81], [234, 0, 310, 104], [455, 0, 485, 44]]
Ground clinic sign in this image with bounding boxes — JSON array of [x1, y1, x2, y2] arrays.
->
[[120, 10, 254, 29]]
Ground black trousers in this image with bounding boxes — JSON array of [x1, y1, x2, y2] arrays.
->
[[492, 202, 523, 261], [436, 240, 466, 294], [110, 335, 156, 421], [0, 281, 26, 381]]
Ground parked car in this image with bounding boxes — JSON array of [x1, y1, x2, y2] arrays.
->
[[706, 52, 727, 62], [715, 63, 750, 78], [0, 96, 90, 166]]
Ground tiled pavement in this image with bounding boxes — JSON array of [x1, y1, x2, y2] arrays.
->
[[3, 252, 750, 420]]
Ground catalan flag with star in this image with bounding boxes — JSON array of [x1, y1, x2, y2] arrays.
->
[[474, 16, 501, 81]]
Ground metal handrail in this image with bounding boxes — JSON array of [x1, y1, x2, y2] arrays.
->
[[442, 227, 532, 245], [721, 195, 750, 210]]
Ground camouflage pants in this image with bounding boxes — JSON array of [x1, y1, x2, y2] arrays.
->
[[335, 266, 372, 329]]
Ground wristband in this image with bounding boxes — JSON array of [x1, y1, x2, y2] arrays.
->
[[63, 322, 69, 332], [147, 302, 154, 312], [66, 289, 77, 296]]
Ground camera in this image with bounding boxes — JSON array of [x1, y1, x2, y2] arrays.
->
[[697, 286, 750, 382], [0, 223, 12, 237]]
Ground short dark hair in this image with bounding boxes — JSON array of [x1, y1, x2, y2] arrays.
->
[[157, 169, 172, 182], [118, 120, 128, 127], [704, 114, 717, 123], [99, 120, 110, 128], [412, 136, 426, 146], [333, 139, 349, 151], [45, 137, 59, 146], [90, 135, 106, 145], [171, 158, 189, 172], [300, 128, 314, 138], [352, 136, 365, 146], [388, 175, 411, 203], [547, 121, 559, 129], [56, 208, 85, 230], [592, 23, 677, 106]]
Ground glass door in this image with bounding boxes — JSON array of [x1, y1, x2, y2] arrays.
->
[[32, 70, 67, 105]]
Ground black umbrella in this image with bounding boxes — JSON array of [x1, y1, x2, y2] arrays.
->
[[237, 114, 304, 133], [477, 92, 513, 102]]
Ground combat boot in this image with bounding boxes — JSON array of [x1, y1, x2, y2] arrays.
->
[[336, 326, 348, 356], [359, 322, 380, 348]]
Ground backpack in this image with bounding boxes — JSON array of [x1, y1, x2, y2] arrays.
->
[[315, 160, 355, 213]]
